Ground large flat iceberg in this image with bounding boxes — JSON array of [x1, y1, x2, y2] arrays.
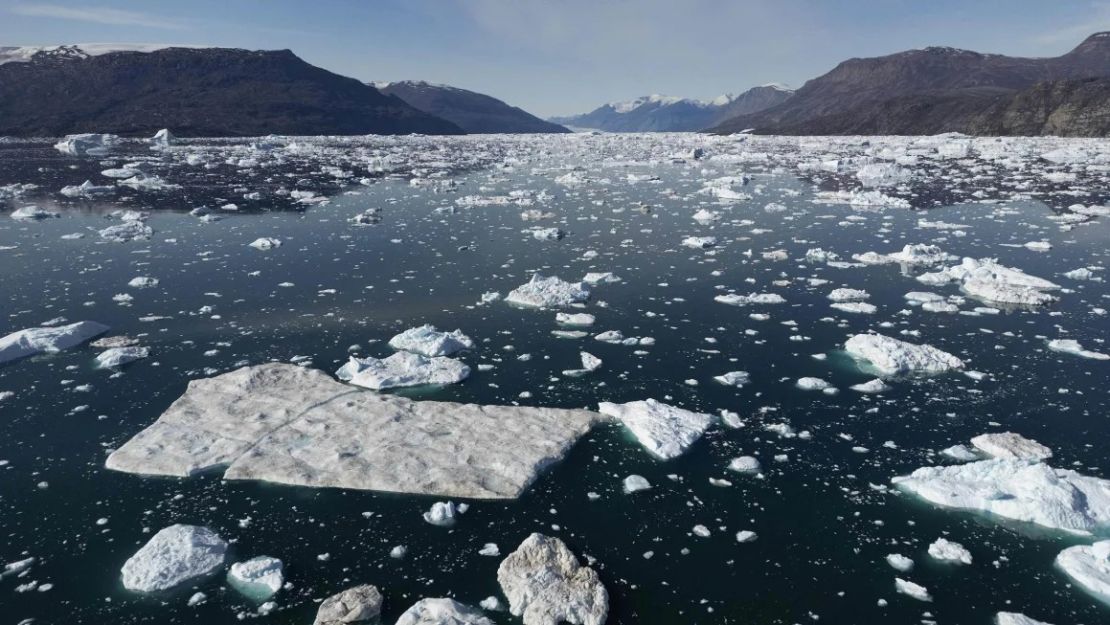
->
[[106, 364, 604, 499], [893, 459, 1110, 535]]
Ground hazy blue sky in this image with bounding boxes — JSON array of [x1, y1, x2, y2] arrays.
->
[[2, 0, 1109, 116]]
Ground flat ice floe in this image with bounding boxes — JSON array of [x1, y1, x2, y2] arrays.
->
[[505, 274, 590, 308], [335, 352, 470, 389], [120, 524, 228, 592], [597, 399, 713, 460], [388, 325, 474, 357], [714, 293, 786, 307], [893, 459, 1110, 535], [970, 432, 1052, 461], [106, 364, 604, 499], [1047, 339, 1109, 361], [497, 533, 608, 625], [995, 612, 1054, 625], [0, 321, 109, 365], [843, 333, 963, 375], [95, 346, 149, 369], [1055, 541, 1110, 604]]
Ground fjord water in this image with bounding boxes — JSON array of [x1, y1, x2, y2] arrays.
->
[[1, 139, 1108, 625]]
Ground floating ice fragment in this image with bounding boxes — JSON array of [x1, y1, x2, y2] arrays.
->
[[120, 524, 228, 592], [598, 399, 713, 460]]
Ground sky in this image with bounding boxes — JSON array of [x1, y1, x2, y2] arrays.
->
[[2, 0, 1110, 117]]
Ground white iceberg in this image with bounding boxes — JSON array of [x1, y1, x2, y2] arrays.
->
[[1055, 541, 1110, 604], [388, 325, 474, 357], [970, 432, 1052, 461], [120, 524, 228, 592], [395, 598, 493, 625], [95, 346, 149, 369], [228, 556, 283, 601], [598, 399, 713, 460], [1047, 339, 1109, 361], [0, 321, 109, 365], [927, 538, 972, 564], [497, 533, 608, 625], [54, 133, 118, 156], [336, 352, 469, 390], [506, 274, 590, 308], [844, 333, 963, 375]]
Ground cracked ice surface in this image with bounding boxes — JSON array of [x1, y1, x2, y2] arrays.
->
[[107, 363, 605, 499]]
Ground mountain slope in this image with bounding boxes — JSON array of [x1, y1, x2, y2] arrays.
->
[[374, 81, 568, 134], [711, 33, 1110, 136], [551, 85, 793, 132], [0, 45, 463, 137]]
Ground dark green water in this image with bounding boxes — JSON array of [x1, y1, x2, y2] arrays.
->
[[1, 141, 1108, 625]]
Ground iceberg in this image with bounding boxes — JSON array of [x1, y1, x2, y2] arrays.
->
[[893, 459, 1110, 535], [506, 274, 590, 308], [1055, 541, 1110, 604], [228, 556, 283, 601], [843, 333, 963, 375], [1047, 339, 1109, 361], [970, 432, 1052, 461], [395, 598, 493, 625], [0, 321, 109, 365], [597, 399, 713, 460], [497, 533, 608, 625], [54, 133, 119, 156], [313, 584, 382, 625], [106, 364, 604, 499], [94, 346, 149, 369], [388, 325, 474, 357], [120, 524, 228, 592], [335, 352, 469, 389]]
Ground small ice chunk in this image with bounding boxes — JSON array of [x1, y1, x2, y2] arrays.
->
[[928, 538, 972, 565], [506, 274, 590, 308], [622, 475, 652, 493], [728, 456, 761, 474], [894, 578, 931, 602], [1055, 540, 1110, 604], [1047, 339, 1109, 361], [886, 554, 914, 572], [249, 237, 282, 250], [423, 501, 461, 527], [844, 333, 963, 375], [95, 346, 149, 369], [970, 432, 1052, 461], [228, 556, 284, 601], [388, 325, 474, 357], [850, 378, 890, 393], [336, 353, 469, 390]]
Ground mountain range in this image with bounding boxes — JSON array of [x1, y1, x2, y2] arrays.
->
[[550, 84, 794, 132], [710, 32, 1110, 136], [373, 80, 568, 134]]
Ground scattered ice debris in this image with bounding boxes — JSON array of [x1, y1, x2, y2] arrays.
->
[[622, 475, 652, 494], [228, 556, 284, 601], [423, 501, 463, 527], [529, 227, 565, 241], [894, 577, 932, 602], [714, 293, 785, 307], [0, 321, 109, 365], [598, 399, 713, 460], [120, 524, 228, 592], [106, 364, 603, 498], [814, 189, 910, 209], [970, 432, 1052, 461], [94, 346, 149, 369], [388, 325, 474, 357], [395, 598, 493, 625], [856, 162, 909, 188], [54, 133, 118, 156], [249, 237, 282, 250], [843, 333, 963, 375], [336, 352, 470, 389], [497, 533, 608, 625], [893, 459, 1110, 535], [928, 538, 972, 565], [506, 274, 590, 308], [313, 584, 383, 625], [1055, 541, 1110, 605], [1047, 339, 1109, 361]]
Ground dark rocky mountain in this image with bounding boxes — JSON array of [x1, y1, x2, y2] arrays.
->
[[711, 32, 1110, 136], [550, 84, 793, 132], [374, 80, 568, 134], [0, 45, 463, 137]]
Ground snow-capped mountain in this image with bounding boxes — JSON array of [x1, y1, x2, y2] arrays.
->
[[550, 84, 794, 132], [0, 43, 211, 65], [372, 80, 568, 134]]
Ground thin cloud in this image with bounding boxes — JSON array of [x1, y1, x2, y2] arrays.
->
[[9, 3, 185, 30]]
